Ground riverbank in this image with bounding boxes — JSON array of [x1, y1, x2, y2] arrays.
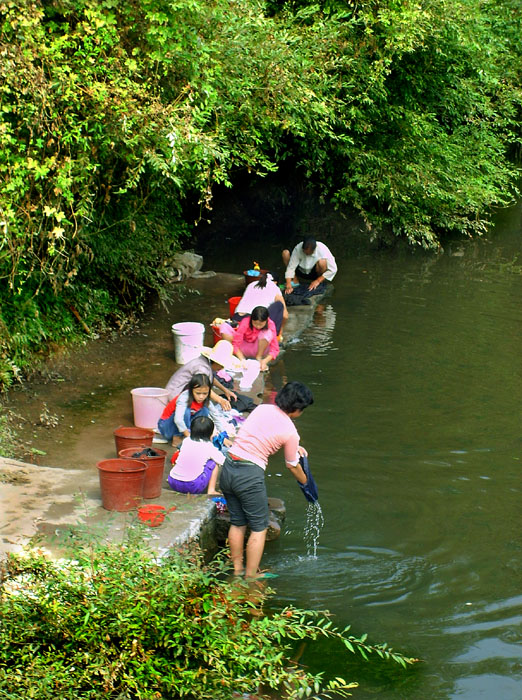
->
[[0, 272, 331, 558]]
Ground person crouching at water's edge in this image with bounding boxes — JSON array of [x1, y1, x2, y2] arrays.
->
[[219, 381, 314, 580], [282, 236, 337, 293]]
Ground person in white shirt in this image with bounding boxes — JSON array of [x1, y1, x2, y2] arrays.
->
[[283, 237, 337, 294], [225, 272, 288, 336], [167, 415, 226, 495]]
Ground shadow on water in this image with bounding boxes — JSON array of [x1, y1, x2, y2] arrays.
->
[[6, 176, 522, 699]]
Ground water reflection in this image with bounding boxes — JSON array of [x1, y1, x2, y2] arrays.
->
[[301, 304, 338, 357]]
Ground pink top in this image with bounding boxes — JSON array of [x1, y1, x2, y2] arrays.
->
[[230, 404, 300, 470], [235, 278, 282, 315], [233, 316, 279, 359], [170, 437, 225, 481]]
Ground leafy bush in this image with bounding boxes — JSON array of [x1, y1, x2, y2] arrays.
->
[[0, 528, 418, 699], [1, 0, 521, 389]]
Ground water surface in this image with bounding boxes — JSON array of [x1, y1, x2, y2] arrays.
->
[[198, 192, 521, 698]]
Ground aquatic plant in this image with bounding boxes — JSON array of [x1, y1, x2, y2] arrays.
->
[[0, 526, 418, 699]]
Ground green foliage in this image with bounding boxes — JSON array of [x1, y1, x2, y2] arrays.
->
[[0, 0, 521, 388], [272, 0, 522, 247], [0, 529, 418, 699]]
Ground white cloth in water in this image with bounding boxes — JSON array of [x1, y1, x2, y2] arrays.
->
[[239, 359, 261, 390]]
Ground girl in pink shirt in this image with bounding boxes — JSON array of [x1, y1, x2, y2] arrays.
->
[[220, 306, 279, 371], [219, 381, 314, 580]]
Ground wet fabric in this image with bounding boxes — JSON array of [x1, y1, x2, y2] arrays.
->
[[298, 454, 319, 503], [284, 282, 326, 306], [212, 430, 230, 451], [131, 447, 160, 458], [214, 369, 234, 388], [228, 394, 257, 412]]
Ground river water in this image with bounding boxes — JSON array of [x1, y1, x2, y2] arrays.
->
[[6, 186, 521, 698], [195, 191, 522, 699]]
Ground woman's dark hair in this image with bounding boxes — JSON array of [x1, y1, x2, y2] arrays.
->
[[302, 237, 317, 252], [249, 305, 269, 329], [254, 271, 268, 289], [187, 373, 212, 406], [190, 415, 214, 442], [275, 381, 314, 413]]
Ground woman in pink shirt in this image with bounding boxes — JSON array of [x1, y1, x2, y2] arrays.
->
[[221, 306, 280, 371], [219, 381, 314, 580]]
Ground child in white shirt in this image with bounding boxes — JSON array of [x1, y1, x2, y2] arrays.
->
[[167, 416, 226, 495]]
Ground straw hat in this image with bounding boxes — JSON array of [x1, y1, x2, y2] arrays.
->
[[201, 340, 242, 370]]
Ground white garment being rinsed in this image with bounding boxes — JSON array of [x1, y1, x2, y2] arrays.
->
[[239, 359, 261, 390]]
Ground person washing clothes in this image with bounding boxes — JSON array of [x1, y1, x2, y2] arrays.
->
[[230, 271, 288, 337], [220, 306, 279, 371], [282, 237, 337, 294], [164, 340, 238, 409], [158, 373, 235, 442], [219, 381, 314, 580], [167, 416, 225, 495]]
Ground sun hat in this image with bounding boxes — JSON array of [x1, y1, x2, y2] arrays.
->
[[201, 340, 242, 370]]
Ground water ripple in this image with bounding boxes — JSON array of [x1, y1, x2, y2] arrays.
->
[[272, 545, 431, 608]]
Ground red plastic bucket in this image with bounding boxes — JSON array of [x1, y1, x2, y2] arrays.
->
[[228, 296, 241, 316], [113, 426, 154, 455], [118, 447, 167, 499], [97, 459, 146, 511], [211, 324, 222, 345], [137, 504, 177, 527]]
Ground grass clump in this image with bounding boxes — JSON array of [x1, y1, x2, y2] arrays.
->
[[0, 527, 418, 699]]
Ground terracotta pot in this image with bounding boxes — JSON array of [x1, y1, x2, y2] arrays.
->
[[97, 459, 146, 511], [118, 447, 167, 499], [113, 426, 154, 455]]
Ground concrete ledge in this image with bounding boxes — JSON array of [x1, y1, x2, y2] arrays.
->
[[0, 457, 215, 558], [1, 271, 333, 560]]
